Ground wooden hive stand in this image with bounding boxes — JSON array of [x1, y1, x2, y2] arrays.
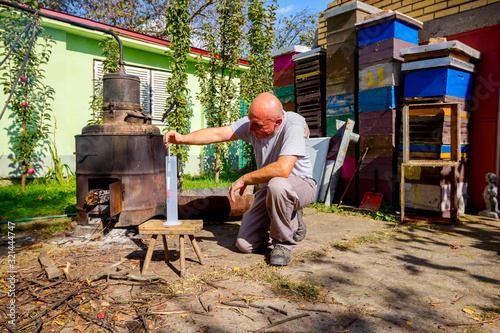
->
[[138, 219, 204, 277]]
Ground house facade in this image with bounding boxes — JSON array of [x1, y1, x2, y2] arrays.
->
[[0, 7, 247, 178]]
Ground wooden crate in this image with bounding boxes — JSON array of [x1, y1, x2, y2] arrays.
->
[[356, 12, 422, 47], [359, 86, 398, 113], [274, 85, 294, 98], [326, 8, 369, 32], [273, 52, 298, 71], [359, 109, 397, 135], [359, 62, 403, 91], [403, 68, 473, 99], [403, 182, 467, 213], [359, 38, 416, 69], [400, 40, 481, 64], [293, 48, 326, 137]]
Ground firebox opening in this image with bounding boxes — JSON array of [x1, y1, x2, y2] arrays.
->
[[84, 178, 122, 225]]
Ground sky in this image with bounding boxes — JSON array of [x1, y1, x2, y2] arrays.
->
[[275, 0, 330, 17]]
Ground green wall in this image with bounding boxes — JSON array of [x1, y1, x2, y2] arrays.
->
[[0, 14, 243, 178]]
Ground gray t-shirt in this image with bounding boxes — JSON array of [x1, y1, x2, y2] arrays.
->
[[231, 111, 313, 188]]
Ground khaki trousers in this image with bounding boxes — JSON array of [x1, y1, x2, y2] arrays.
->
[[236, 176, 317, 252]]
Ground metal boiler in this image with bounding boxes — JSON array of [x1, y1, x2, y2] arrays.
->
[[75, 67, 166, 227]]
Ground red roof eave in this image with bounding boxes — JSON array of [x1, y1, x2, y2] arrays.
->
[[39, 7, 248, 66]]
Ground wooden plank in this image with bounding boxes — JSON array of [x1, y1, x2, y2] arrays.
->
[[278, 94, 294, 103], [326, 9, 368, 32], [296, 70, 321, 80], [359, 62, 403, 91], [359, 109, 396, 135], [399, 40, 481, 61], [282, 102, 295, 112], [326, 27, 357, 46], [359, 38, 415, 69], [401, 56, 475, 73], [360, 133, 395, 150], [296, 76, 321, 88], [138, 219, 203, 235], [273, 52, 298, 71], [403, 50, 471, 63], [401, 163, 468, 185], [326, 93, 354, 116], [327, 50, 356, 75], [403, 182, 468, 212], [274, 84, 294, 97], [403, 95, 471, 112], [358, 157, 394, 181], [273, 67, 294, 87]]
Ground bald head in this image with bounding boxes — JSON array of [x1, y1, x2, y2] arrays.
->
[[248, 92, 283, 120], [247, 93, 284, 139]]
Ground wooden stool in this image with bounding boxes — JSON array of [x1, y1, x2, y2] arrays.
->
[[138, 219, 204, 277]]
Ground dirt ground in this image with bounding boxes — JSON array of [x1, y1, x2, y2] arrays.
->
[[1, 208, 499, 332]]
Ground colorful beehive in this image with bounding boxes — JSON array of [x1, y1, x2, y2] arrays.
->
[[355, 12, 422, 205], [324, 1, 381, 137], [272, 45, 310, 112], [399, 40, 481, 217], [292, 48, 326, 137]]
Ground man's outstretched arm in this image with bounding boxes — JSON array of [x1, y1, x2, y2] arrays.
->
[[164, 125, 238, 148]]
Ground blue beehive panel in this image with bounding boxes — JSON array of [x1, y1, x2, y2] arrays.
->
[[358, 20, 419, 46], [403, 67, 473, 99], [326, 93, 355, 116], [359, 86, 398, 113], [398, 144, 468, 153]]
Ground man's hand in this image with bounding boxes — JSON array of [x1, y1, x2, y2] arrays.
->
[[164, 130, 183, 148], [229, 176, 247, 203]]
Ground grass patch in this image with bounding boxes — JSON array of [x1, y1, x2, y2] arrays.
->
[[182, 172, 241, 189], [1, 219, 73, 238], [308, 202, 399, 222], [0, 178, 76, 221]]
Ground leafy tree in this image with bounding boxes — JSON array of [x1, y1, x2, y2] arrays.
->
[[274, 7, 317, 49], [196, 0, 245, 183], [163, 0, 193, 166], [240, 0, 276, 170], [0, 0, 55, 192]]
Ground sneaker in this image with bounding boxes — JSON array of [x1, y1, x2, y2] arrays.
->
[[293, 209, 306, 242], [269, 245, 292, 266]]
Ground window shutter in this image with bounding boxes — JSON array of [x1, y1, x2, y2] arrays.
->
[[124, 65, 151, 113], [151, 70, 172, 125]]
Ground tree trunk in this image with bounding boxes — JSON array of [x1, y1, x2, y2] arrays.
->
[[21, 120, 27, 193], [215, 150, 220, 184]]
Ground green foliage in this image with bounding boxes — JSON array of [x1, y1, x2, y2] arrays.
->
[[0, 178, 76, 221], [196, 0, 245, 182], [43, 119, 75, 183], [88, 33, 120, 125], [240, 0, 276, 171], [0, 1, 55, 192], [241, 0, 276, 104], [163, 0, 193, 167], [308, 202, 399, 222]]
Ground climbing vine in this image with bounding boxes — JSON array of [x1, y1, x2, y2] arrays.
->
[[240, 0, 277, 170], [88, 33, 120, 125], [196, 0, 245, 182], [0, 0, 55, 192], [163, 0, 192, 167]]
